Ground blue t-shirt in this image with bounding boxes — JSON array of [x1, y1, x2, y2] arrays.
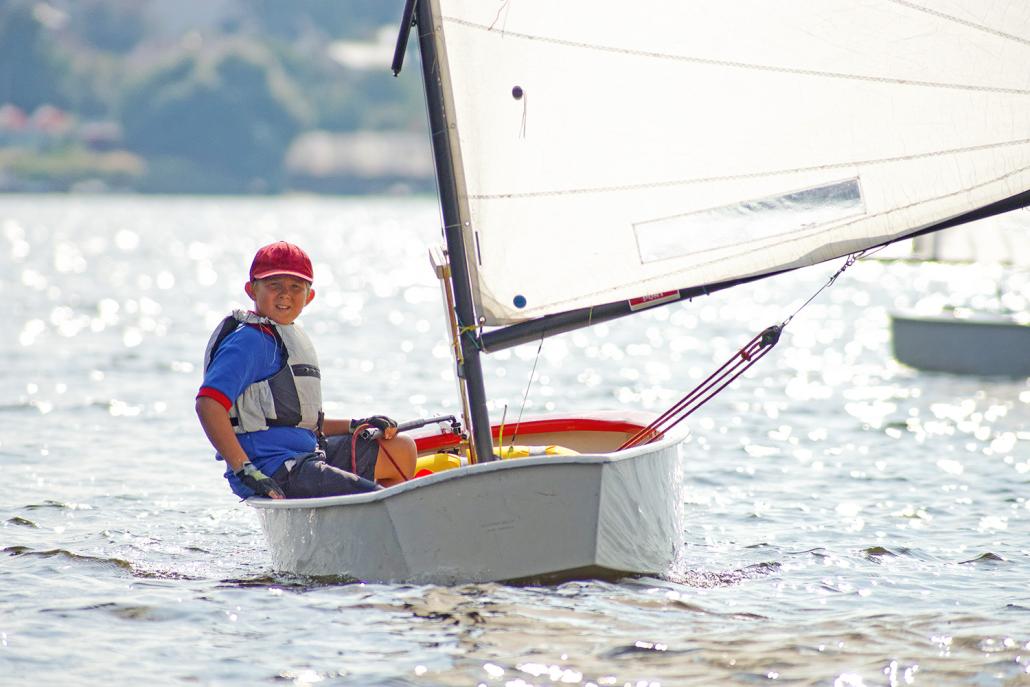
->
[[201, 323, 318, 498]]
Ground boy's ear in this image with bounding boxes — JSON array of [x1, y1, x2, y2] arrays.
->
[[306, 287, 316, 305], [244, 281, 256, 300]]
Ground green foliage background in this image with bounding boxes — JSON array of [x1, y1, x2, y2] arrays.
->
[[0, 0, 426, 193]]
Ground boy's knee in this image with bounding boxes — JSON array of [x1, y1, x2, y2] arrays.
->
[[376, 435, 417, 481]]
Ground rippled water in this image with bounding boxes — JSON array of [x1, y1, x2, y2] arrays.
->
[[2, 195, 1029, 686]]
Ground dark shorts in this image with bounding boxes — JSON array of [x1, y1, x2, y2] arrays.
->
[[271, 434, 380, 498], [323, 433, 379, 481]]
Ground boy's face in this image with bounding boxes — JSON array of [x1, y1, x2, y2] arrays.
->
[[245, 275, 315, 325]]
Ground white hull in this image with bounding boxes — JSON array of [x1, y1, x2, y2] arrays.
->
[[891, 313, 1030, 377], [248, 425, 685, 584]]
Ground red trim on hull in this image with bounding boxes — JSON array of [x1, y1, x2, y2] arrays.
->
[[412, 416, 655, 453]]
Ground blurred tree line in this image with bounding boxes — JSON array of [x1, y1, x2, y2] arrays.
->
[[0, 0, 426, 193]]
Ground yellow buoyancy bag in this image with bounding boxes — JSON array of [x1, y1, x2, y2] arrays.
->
[[414, 444, 579, 477], [493, 444, 579, 459]]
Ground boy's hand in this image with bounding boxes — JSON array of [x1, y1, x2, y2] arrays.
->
[[352, 414, 398, 440], [235, 461, 285, 499], [356, 416, 399, 432]]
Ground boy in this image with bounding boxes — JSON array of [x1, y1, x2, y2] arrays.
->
[[196, 241, 416, 499]]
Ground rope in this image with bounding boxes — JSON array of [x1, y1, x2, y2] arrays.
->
[[618, 325, 782, 450], [781, 250, 864, 327], [508, 334, 545, 449], [497, 404, 508, 459], [352, 423, 410, 482], [458, 324, 483, 350], [619, 251, 863, 451]]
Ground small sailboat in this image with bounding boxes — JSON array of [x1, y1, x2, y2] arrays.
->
[[250, 1, 1030, 583], [889, 216, 1030, 377]]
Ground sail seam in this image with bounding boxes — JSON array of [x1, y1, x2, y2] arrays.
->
[[464, 138, 1030, 200], [443, 16, 1030, 95], [496, 163, 1030, 320], [885, 0, 1030, 47]]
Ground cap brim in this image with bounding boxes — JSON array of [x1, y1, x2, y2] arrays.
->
[[251, 269, 313, 282]]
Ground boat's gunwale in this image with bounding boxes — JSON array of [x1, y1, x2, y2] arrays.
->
[[413, 414, 663, 452], [246, 429, 685, 511]]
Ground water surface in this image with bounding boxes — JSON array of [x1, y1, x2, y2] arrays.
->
[[2, 195, 1029, 686]]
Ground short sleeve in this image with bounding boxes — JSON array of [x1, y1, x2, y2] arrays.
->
[[199, 325, 281, 404]]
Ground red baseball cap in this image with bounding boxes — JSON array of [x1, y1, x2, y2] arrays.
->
[[249, 241, 314, 283]]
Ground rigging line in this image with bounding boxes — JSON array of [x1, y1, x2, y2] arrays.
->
[[497, 404, 508, 458], [620, 251, 855, 447], [466, 137, 1030, 200], [519, 91, 528, 139], [781, 251, 864, 327], [488, 0, 513, 33], [443, 16, 1030, 96], [459, 325, 483, 351], [508, 334, 545, 449], [858, 243, 893, 260], [619, 327, 781, 450], [627, 332, 767, 444], [886, 0, 1030, 48]]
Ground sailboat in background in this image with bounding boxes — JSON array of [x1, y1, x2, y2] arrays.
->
[[889, 214, 1030, 377], [248, 1, 1030, 583]]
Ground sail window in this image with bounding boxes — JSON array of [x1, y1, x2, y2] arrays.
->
[[633, 178, 866, 264]]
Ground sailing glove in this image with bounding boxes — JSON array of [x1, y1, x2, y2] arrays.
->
[[350, 415, 397, 433], [235, 461, 285, 499]]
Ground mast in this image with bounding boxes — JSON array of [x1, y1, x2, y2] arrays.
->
[[412, 0, 495, 462]]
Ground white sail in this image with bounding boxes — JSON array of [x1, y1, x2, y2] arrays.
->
[[430, 0, 1030, 324]]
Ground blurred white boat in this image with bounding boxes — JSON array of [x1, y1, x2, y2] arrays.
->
[[891, 311, 1030, 377], [889, 215, 1030, 377]]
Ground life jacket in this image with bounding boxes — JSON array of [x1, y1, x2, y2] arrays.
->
[[203, 310, 324, 435]]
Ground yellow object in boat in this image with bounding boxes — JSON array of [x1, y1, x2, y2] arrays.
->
[[494, 445, 579, 459], [414, 452, 465, 476], [413, 445, 579, 477]]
